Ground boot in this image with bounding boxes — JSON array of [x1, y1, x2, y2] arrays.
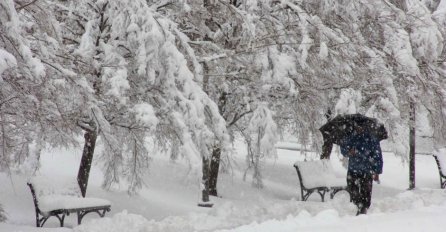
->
[[356, 207, 367, 216]]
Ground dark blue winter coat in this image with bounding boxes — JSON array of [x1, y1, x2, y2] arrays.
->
[[340, 132, 383, 175]]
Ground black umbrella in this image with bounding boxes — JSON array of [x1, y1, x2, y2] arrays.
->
[[319, 113, 388, 146]]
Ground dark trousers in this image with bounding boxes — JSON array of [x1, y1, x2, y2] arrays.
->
[[347, 171, 373, 211]]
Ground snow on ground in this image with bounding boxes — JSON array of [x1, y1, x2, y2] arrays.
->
[[214, 198, 446, 232], [1, 141, 446, 232]]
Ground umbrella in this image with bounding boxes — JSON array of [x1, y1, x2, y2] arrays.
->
[[319, 113, 388, 146]]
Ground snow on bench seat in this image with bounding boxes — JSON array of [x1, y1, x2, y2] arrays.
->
[[38, 195, 111, 214], [294, 160, 346, 188], [293, 160, 348, 201], [27, 175, 111, 227]]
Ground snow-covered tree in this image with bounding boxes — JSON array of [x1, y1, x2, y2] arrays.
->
[[1, 0, 45, 174], [273, 0, 445, 188], [1, 0, 81, 173], [273, 0, 445, 160], [51, 0, 228, 196], [1, 0, 80, 219], [2, 0, 445, 201], [156, 0, 297, 193], [164, 0, 445, 193]]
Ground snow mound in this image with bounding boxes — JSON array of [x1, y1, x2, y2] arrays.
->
[[74, 211, 194, 232], [72, 189, 446, 232]]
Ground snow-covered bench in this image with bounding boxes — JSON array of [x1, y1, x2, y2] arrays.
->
[[293, 160, 349, 202], [433, 152, 446, 189], [27, 176, 111, 227]]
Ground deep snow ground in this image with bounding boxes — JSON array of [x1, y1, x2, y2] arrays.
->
[[1, 141, 446, 232]]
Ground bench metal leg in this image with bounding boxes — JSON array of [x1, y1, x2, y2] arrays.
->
[[317, 189, 327, 202], [36, 214, 42, 227], [77, 211, 82, 225], [330, 190, 335, 199], [77, 208, 110, 225], [302, 190, 313, 201], [56, 214, 66, 227], [36, 213, 65, 227], [37, 216, 49, 227], [302, 189, 328, 202], [330, 188, 351, 201], [330, 188, 342, 199]]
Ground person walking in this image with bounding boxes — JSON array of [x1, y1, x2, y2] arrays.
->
[[340, 125, 383, 215]]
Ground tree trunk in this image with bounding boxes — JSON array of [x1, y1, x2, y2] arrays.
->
[[198, 156, 213, 207], [77, 129, 98, 197], [209, 147, 221, 196], [409, 101, 416, 190]]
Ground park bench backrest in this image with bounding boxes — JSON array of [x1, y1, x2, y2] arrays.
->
[[294, 160, 340, 189], [434, 152, 446, 176], [28, 175, 82, 200]]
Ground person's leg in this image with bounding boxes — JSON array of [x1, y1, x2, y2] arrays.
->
[[347, 172, 361, 210], [357, 174, 373, 214]]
